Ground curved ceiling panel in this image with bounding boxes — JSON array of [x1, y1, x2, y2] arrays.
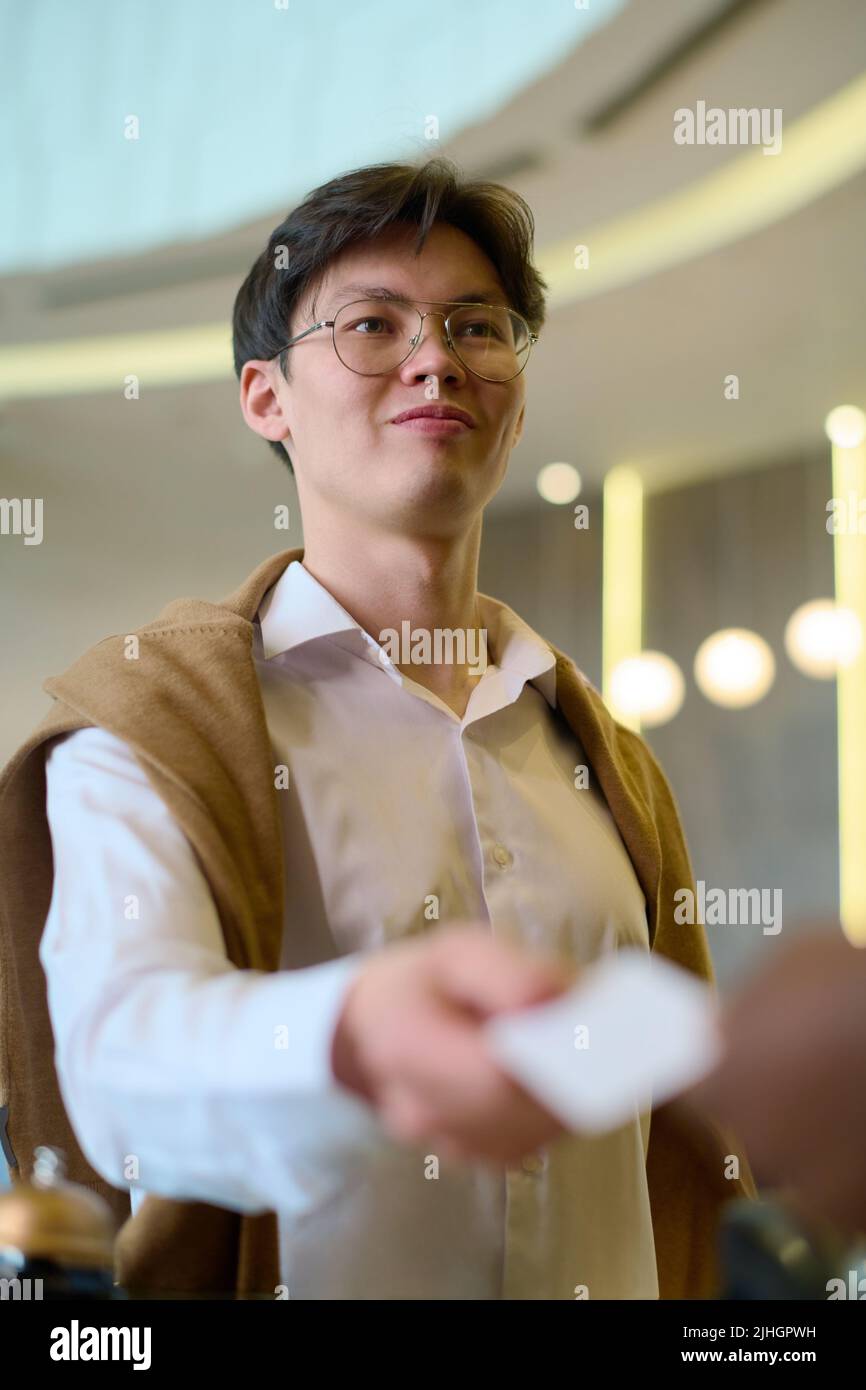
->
[[1, 0, 627, 273]]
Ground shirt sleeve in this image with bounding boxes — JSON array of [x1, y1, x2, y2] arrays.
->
[[40, 726, 388, 1218]]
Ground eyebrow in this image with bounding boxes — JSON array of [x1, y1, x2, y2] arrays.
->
[[327, 284, 507, 312]]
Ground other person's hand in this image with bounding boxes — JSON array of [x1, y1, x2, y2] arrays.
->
[[682, 928, 866, 1239]]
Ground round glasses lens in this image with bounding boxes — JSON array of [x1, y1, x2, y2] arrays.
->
[[332, 300, 530, 380], [447, 304, 530, 380]]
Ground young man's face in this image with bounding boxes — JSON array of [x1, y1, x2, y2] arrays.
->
[[242, 221, 527, 540]]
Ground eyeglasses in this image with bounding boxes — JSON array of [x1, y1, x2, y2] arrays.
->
[[269, 298, 538, 383]]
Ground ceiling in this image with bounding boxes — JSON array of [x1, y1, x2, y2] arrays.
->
[[0, 0, 628, 274], [1, 0, 865, 507]]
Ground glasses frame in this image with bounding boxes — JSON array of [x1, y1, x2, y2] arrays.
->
[[269, 297, 539, 383]]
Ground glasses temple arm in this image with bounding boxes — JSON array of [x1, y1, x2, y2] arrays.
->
[[275, 320, 333, 354]]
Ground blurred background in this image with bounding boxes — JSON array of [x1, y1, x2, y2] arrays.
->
[[2, 0, 865, 1022]]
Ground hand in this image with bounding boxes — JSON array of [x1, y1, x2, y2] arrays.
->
[[330, 921, 579, 1164], [682, 927, 866, 1239]]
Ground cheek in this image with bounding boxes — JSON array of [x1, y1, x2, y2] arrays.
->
[[489, 390, 523, 437], [298, 370, 381, 432], [327, 372, 384, 424]]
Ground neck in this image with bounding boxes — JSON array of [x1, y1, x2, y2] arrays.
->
[[299, 515, 488, 713]]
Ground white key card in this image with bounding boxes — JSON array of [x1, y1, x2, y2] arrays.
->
[[483, 948, 724, 1133]]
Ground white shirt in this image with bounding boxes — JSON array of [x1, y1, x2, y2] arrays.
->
[[40, 559, 658, 1299]]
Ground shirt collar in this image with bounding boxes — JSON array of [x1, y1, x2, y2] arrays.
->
[[256, 559, 557, 709]]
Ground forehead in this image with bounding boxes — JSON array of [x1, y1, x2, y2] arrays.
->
[[312, 223, 508, 312]]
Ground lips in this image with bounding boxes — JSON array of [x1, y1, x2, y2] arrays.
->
[[391, 405, 476, 428]]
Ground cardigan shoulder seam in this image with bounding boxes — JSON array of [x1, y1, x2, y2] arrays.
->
[[99, 625, 251, 640]]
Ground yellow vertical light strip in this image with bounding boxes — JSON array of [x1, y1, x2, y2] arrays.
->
[[831, 440, 866, 944], [602, 466, 644, 731]]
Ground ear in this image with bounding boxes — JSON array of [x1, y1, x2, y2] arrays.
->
[[239, 360, 292, 448], [512, 402, 526, 449]]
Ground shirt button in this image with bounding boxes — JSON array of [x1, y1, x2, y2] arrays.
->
[[492, 843, 513, 868], [521, 1151, 547, 1175]]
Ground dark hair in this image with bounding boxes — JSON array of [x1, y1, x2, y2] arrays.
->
[[231, 156, 548, 475]]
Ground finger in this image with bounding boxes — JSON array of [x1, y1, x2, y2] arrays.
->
[[433, 929, 577, 1019], [378, 1082, 431, 1142]]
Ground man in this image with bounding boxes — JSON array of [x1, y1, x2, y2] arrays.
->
[[0, 157, 754, 1299]]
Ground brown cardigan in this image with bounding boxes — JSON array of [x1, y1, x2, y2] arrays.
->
[[0, 544, 756, 1298]]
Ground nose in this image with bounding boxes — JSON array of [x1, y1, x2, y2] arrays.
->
[[398, 311, 467, 385]]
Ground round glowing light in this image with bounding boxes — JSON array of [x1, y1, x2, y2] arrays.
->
[[694, 628, 775, 708], [784, 599, 863, 678], [609, 651, 685, 727], [824, 405, 866, 448], [537, 462, 582, 505]]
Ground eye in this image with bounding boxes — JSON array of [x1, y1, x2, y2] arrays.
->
[[347, 316, 392, 335], [459, 319, 502, 340]]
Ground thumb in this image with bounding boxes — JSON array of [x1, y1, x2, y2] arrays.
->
[[432, 927, 578, 1020]]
